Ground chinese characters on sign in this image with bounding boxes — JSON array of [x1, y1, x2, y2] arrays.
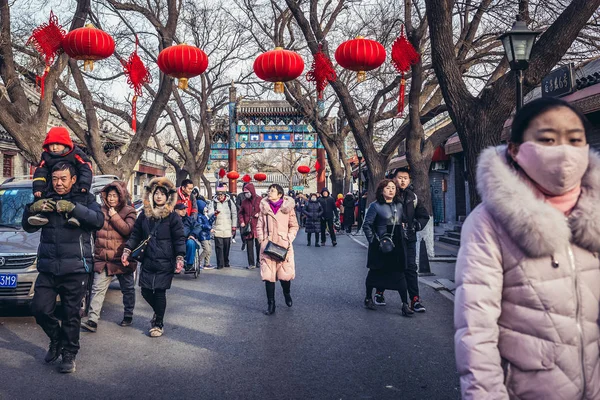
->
[[542, 64, 574, 98]]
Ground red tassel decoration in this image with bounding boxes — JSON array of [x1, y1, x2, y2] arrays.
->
[[306, 45, 337, 99], [121, 37, 152, 133], [391, 26, 420, 116], [27, 11, 66, 96]]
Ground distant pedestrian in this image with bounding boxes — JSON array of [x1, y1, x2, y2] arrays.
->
[[239, 183, 262, 269], [174, 203, 201, 271], [209, 185, 237, 269], [81, 181, 137, 333], [342, 192, 356, 233], [455, 97, 600, 398], [318, 188, 337, 246], [256, 184, 299, 315], [122, 178, 185, 338], [176, 178, 198, 218], [22, 161, 104, 373], [303, 193, 323, 246], [195, 199, 216, 269], [362, 179, 412, 317]]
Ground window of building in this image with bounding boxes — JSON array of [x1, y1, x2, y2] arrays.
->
[[3, 154, 13, 177]]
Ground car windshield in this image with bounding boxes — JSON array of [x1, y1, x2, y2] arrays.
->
[[0, 187, 34, 229]]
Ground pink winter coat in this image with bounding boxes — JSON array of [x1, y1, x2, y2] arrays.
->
[[455, 145, 600, 399], [256, 196, 299, 282]]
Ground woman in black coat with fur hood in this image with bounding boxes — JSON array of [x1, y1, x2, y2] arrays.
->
[[122, 177, 186, 337]]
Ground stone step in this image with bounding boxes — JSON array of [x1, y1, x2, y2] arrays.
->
[[439, 236, 461, 246], [446, 231, 461, 240]]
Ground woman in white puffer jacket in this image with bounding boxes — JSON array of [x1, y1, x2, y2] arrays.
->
[[455, 97, 600, 399]]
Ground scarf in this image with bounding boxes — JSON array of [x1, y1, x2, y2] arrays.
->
[[544, 185, 581, 216], [177, 187, 192, 216], [269, 198, 284, 214]]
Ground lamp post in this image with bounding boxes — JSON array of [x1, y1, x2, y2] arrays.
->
[[499, 15, 540, 111]]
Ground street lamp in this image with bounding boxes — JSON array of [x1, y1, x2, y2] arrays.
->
[[355, 147, 363, 194], [498, 15, 540, 111]]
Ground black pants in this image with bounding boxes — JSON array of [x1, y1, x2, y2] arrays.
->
[[405, 240, 419, 299], [141, 288, 166, 325], [306, 232, 320, 243], [31, 272, 89, 355], [320, 218, 336, 243], [214, 237, 232, 268], [246, 238, 261, 267]]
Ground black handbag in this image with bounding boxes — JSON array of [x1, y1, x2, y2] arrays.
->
[[130, 220, 161, 262], [377, 205, 397, 254], [241, 222, 252, 237], [263, 216, 289, 262]]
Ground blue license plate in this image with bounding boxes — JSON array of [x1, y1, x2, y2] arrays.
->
[[0, 274, 17, 288]]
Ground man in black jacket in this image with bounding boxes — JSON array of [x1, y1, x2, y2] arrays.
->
[[22, 161, 104, 373], [318, 188, 337, 246], [375, 168, 430, 312]]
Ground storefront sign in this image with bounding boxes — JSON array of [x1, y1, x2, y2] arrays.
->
[[542, 64, 574, 98]]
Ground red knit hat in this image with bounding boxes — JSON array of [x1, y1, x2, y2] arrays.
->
[[43, 127, 73, 152]]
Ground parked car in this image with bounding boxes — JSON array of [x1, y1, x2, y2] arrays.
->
[[0, 175, 118, 306]]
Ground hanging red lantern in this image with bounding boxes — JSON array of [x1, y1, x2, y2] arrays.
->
[[157, 44, 208, 90], [218, 168, 227, 178], [227, 171, 240, 180], [121, 36, 152, 133], [314, 161, 322, 172], [297, 165, 310, 174], [253, 47, 304, 94], [254, 173, 267, 182], [391, 26, 420, 116], [306, 45, 336, 99], [27, 11, 66, 96], [334, 37, 386, 82], [62, 25, 115, 71], [242, 174, 252, 183]]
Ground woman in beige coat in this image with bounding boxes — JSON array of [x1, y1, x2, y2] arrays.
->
[[256, 184, 299, 315], [455, 97, 600, 399]]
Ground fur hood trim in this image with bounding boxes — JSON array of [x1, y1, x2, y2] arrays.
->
[[477, 145, 600, 257], [142, 177, 177, 219], [100, 180, 131, 211], [259, 196, 295, 216]]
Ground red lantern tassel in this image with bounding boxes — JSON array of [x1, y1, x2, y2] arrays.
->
[[131, 95, 138, 133], [397, 73, 406, 117]]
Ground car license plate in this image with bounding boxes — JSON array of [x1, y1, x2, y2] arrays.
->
[[0, 274, 17, 288]]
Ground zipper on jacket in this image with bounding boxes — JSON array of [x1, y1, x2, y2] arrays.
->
[[79, 235, 90, 273], [567, 245, 586, 398]]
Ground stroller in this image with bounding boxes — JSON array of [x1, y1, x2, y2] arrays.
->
[[183, 238, 202, 279]]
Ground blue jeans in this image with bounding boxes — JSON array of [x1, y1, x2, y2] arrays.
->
[[185, 239, 197, 266]]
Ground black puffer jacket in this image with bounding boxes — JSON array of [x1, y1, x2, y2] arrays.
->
[[22, 191, 104, 275], [125, 177, 185, 290], [363, 200, 406, 270], [318, 193, 336, 220], [399, 187, 430, 242], [302, 199, 323, 233]]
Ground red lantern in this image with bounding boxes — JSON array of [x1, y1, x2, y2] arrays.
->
[[254, 173, 267, 182], [391, 26, 420, 116], [227, 171, 240, 180], [242, 174, 252, 183], [253, 47, 304, 94], [297, 165, 310, 174], [121, 36, 151, 133], [157, 44, 208, 90], [314, 161, 322, 172], [334, 37, 386, 82], [218, 168, 226, 178], [62, 25, 115, 71], [27, 11, 66, 96]]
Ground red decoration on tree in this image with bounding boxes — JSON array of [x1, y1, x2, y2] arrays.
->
[[121, 37, 152, 133], [62, 25, 115, 72], [27, 11, 66, 96], [297, 165, 310, 174], [242, 174, 252, 183], [335, 37, 386, 82], [306, 45, 336, 99], [314, 161, 322, 172], [253, 47, 304, 93], [391, 26, 420, 116], [157, 44, 208, 90], [254, 173, 267, 182], [227, 171, 240, 180], [218, 168, 227, 178]]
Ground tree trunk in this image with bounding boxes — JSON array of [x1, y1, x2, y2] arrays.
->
[[330, 168, 344, 197], [365, 156, 386, 203], [176, 169, 189, 186]]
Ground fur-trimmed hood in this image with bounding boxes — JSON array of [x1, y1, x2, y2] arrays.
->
[[477, 145, 600, 257], [142, 177, 178, 219], [100, 180, 131, 211], [259, 196, 296, 216]]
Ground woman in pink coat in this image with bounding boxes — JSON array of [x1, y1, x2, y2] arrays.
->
[[256, 184, 299, 315], [455, 97, 600, 399]]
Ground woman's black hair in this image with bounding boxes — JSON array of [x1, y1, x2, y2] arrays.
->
[[375, 179, 400, 204], [154, 186, 169, 197], [268, 183, 284, 198], [510, 97, 590, 144]]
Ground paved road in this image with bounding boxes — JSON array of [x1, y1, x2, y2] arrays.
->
[[0, 230, 459, 400]]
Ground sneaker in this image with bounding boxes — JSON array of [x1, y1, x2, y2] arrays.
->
[[315, 243, 321, 247], [28, 214, 49, 226], [67, 217, 81, 227], [58, 352, 76, 373], [332, 241, 337, 247], [364, 298, 377, 310], [224, 265, 231, 268], [232, 238, 237, 244], [411, 296, 426, 313], [245, 265, 256, 270], [80, 319, 97, 332], [120, 317, 133, 326], [44, 339, 62, 363], [204, 265, 215, 270], [374, 293, 386, 306], [149, 324, 164, 337]]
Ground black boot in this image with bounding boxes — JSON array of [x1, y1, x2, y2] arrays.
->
[[44, 339, 62, 363], [59, 352, 76, 373], [283, 292, 292, 307], [281, 280, 292, 307], [264, 281, 276, 315]]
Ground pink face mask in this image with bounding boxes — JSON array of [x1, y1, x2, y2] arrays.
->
[[514, 142, 589, 195]]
